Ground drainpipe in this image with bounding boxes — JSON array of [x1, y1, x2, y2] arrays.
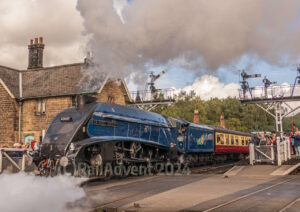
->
[[18, 72, 23, 144]]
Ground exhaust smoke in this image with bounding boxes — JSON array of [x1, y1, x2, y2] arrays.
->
[[76, 0, 300, 85], [0, 173, 85, 212]]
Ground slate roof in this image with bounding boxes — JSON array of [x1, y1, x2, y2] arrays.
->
[[0, 62, 130, 101], [0, 65, 20, 97]]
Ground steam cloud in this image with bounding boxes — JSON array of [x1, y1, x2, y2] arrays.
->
[[0, 173, 85, 212], [177, 75, 240, 100], [76, 0, 300, 83]]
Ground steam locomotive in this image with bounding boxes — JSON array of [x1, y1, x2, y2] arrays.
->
[[35, 98, 251, 177]]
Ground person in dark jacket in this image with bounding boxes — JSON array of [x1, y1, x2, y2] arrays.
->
[[294, 132, 300, 157], [251, 134, 260, 146], [169, 143, 178, 163]]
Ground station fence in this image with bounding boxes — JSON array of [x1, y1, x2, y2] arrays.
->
[[249, 137, 291, 166], [0, 148, 33, 174]]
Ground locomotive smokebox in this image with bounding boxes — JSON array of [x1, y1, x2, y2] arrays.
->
[[76, 95, 97, 109]]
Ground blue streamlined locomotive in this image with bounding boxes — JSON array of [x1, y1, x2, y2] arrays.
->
[[37, 99, 173, 176], [36, 98, 251, 176]]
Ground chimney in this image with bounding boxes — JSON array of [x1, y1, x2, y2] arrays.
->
[[28, 36, 45, 69], [220, 114, 226, 128], [84, 51, 94, 66], [193, 109, 199, 124]]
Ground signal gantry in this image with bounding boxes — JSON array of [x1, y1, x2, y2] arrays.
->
[[239, 67, 300, 138]]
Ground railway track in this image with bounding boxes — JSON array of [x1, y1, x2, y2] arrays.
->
[[78, 160, 300, 212], [190, 163, 236, 174], [190, 159, 249, 174], [82, 160, 245, 186], [202, 176, 300, 212]]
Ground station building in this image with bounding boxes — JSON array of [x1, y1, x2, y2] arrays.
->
[[0, 37, 131, 147]]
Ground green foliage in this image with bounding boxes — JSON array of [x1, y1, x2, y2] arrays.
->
[[283, 113, 300, 132], [154, 91, 277, 133]]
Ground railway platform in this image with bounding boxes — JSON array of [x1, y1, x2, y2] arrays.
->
[[71, 164, 300, 212], [225, 163, 300, 177]]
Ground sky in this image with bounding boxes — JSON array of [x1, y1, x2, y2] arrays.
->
[[0, 0, 300, 100]]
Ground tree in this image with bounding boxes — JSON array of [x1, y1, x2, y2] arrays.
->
[[153, 92, 277, 133]]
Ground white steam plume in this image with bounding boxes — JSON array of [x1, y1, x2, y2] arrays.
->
[[0, 173, 85, 212], [76, 0, 300, 83]]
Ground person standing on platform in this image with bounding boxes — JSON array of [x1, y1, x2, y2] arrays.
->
[[294, 132, 300, 157], [259, 132, 267, 146], [271, 131, 277, 146], [291, 133, 295, 155]]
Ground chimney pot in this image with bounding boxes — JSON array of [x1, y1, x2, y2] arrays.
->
[[28, 37, 45, 69], [193, 109, 199, 124], [220, 114, 226, 128]]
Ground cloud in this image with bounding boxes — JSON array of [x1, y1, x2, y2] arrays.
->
[[0, 0, 86, 69], [113, 0, 128, 24], [76, 0, 300, 84], [178, 75, 240, 100]]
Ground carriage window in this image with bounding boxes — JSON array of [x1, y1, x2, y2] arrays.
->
[[220, 134, 224, 144], [128, 122, 140, 138], [150, 126, 160, 142], [235, 137, 239, 145], [208, 133, 213, 141], [217, 134, 221, 143], [217, 134, 224, 144], [159, 128, 168, 145], [242, 137, 245, 145], [231, 136, 234, 145], [141, 125, 151, 140], [226, 135, 229, 145]]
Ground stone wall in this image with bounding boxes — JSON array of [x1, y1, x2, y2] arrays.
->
[[21, 96, 72, 142], [96, 80, 126, 105], [19, 81, 126, 143], [0, 80, 127, 146], [0, 83, 18, 147]]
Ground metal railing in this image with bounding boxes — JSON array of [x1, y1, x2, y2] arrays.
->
[[239, 84, 300, 101], [130, 88, 175, 103], [0, 148, 31, 173], [249, 137, 291, 166]]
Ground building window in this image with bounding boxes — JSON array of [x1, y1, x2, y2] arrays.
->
[[107, 95, 115, 103], [72, 96, 76, 107], [37, 98, 46, 114]]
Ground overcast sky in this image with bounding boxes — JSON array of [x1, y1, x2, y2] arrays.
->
[[0, 0, 299, 100], [0, 0, 86, 69]]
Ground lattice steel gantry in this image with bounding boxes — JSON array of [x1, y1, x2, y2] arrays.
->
[[239, 67, 300, 138], [129, 88, 175, 111]]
